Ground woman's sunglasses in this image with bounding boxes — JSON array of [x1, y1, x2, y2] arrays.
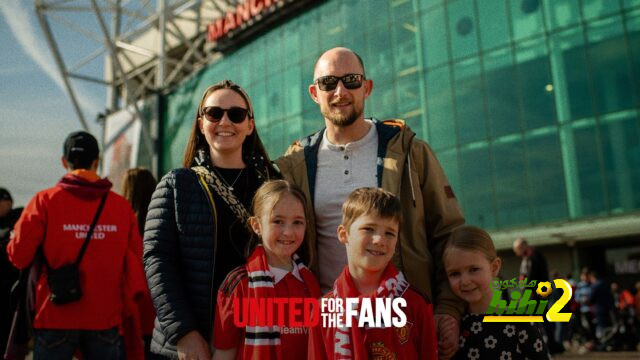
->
[[201, 106, 249, 123], [314, 73, 364, 91]]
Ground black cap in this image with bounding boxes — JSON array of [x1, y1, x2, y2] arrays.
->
[[0, 188, 12, 202], [63, 131, 99, 163]]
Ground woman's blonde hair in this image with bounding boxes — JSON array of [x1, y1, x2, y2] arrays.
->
[[247, 180, 312, 266]]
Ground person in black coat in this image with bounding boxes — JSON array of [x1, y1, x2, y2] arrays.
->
[[144, 80, 278, 360], [513, 237, 564, 354], [1, 188, 24, 356]]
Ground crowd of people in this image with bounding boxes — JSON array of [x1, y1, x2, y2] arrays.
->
[[512, 239, 640, 354], [0, 46, 638, 360], [564, 268, 640, 353]]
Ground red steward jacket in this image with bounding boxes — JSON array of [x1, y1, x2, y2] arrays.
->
[[8, 172, 142, 330]]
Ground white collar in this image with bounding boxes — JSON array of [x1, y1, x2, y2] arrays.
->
[[269, 261, 303, 284], [322, 119, 377, 152]]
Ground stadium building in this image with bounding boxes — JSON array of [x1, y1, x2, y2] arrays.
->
[[40, 0, 640, 286]]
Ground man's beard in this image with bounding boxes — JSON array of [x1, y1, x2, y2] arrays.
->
[[322, 104, 362, 127]]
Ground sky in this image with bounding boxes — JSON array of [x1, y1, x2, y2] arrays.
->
[[0, 1, 104, 207]]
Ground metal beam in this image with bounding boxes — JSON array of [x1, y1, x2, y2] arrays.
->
[[35, 0, 89, 131]]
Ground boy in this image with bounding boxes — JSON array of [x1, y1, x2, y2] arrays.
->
[[309, 187, 437, 359]]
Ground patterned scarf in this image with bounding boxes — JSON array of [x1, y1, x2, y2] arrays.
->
[[329, 264, 409, 359], [242, 245, 321, 359]]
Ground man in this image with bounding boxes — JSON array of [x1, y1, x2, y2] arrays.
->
[[276, 47, 465, 359], [588, 271, 615, 350], [513, 237, 565, 353], [512, 237, 549, 283], [7, 131, 143, 359], [1, 188, 24, 356]]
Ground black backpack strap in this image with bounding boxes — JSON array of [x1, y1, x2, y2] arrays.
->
[[74, 192, 108, 266]]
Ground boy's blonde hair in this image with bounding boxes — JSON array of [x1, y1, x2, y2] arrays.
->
[[341, 187, 401, 230], [444, 225, 498, 261]]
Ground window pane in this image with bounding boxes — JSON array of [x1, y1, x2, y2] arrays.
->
[[478, 0, 511, 50], [421, 6, 450, 68], [599, 116, 640, 212], [343, 1, 367, 54], [516, 40, 557, 129], [510, 0, 545, 41], [525, 132, 568, 222], [301, 57, 316, 114], [553, 27, 596, 121], [252, 80, 268, 127], [299, 11, 319, 62], [483, 48, 521, 137], [393, 13, 421, 73], [368, 78, 397, 120], [572, 124, 607, 216], [448, 0, 479, 60], [426, 66, 456, 150], [543, 0, 582, 30], [283, 20, 301, 68], [367, 26, 395, 82], [581, 0, 620, 21], [269, 118, 284, 156], [268, 74, 284, 120], [586, 17, 639, 114], [283, 64, 302, 117], [454, 59, 487, 144], [418, 0, 445, 12], [460, 146, 496, 228], [492, 139, 531, 227], [265, 30, 283, 75], [319, 0, 344, 50], [396, 73, 424, 135], [625, 0, 640, 10]]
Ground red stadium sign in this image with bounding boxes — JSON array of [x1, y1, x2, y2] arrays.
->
[[207, 0, 318, 43]]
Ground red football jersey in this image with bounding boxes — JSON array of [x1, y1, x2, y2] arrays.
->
[[214, 269, 316, 359]]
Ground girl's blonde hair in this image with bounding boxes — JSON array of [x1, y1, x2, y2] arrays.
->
[[247, 180, 312, 266], [444, 225, 498, 262]]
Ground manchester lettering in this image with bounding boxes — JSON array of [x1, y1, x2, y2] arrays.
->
[[63, 224, 118, 232], [206, 0, 286, 42]]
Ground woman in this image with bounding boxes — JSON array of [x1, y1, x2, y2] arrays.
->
[[121, 167, 157, 236], [121, 168, 157, 359], [143, 80, 278, 359]]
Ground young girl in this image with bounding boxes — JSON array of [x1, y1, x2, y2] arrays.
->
[[443, 225, 551, 360], [213, 180, 321, 360]]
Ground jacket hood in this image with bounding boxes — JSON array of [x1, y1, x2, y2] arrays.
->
[[57, 173, 112, 200]]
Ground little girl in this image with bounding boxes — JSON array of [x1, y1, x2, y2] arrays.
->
[[213, 180, 321, 360], [443, 225, 551, 360]]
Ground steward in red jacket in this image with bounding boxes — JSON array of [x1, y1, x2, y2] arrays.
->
[[7, 131, 143, 360]]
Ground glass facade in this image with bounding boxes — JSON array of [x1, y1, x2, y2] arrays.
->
[[162, 0, 640, 232]]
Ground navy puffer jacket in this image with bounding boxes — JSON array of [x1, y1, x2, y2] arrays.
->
[[143, 168, 216, 358]]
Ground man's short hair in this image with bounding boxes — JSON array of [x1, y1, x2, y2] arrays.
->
[[63, 131, 100, 170], [341, 187, 401, 230]]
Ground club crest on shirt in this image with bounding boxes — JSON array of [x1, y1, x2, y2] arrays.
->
[[368, 341, 396, 359], [395, 320, 413, 345]]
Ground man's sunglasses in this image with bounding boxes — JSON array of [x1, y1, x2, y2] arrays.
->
[[201, 106, 249, 123], [314, 74, 365, 91]]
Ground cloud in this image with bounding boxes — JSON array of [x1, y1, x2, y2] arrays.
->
[[0, 0, 102, 115]]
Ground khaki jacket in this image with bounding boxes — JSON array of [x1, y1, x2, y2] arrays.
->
[[275, 119, 466, 319]]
